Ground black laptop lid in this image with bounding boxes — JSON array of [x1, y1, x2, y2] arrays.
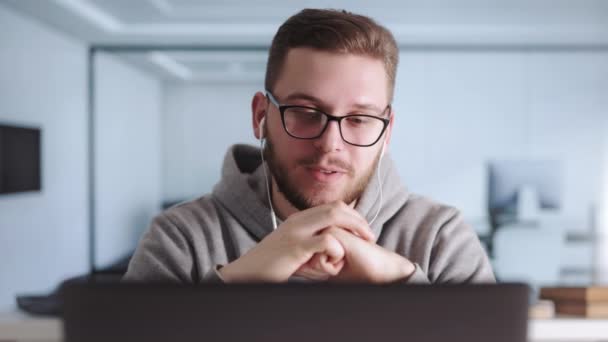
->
[[61, 282, 528, 342]]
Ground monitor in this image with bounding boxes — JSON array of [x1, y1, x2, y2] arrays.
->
[[487, 160, 561, 217], [0, 123, 41, 194]]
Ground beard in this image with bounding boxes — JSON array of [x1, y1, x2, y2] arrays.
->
[[263, 134, 381, 211]]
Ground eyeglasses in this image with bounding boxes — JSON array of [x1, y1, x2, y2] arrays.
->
[[265, 91, 391, 147]]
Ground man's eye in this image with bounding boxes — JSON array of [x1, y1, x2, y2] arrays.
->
[[346, 116, 370, 125], [293, 109, 322, 118], [291, 107, 314, 113]]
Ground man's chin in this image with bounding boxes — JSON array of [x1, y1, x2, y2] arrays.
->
[[296, 191, 349, 208]]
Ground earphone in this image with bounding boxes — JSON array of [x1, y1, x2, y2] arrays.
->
[[368, 141, 386, 226], [258, 115, 278, 229]]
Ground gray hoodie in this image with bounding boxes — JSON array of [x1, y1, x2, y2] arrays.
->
[[124, 144, 495, 284]]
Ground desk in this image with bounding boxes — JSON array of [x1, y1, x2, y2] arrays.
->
[[1, 311, 607, 342], [530, 318, 608, 342], [0, 311, 62, 342]]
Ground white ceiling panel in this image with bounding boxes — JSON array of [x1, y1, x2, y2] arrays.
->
[[2, 0, 608, 45], [115, 50, 268, 83]]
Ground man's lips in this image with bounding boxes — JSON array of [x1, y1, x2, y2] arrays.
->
[[305, 165, 348, 182], [307, 165, 348, 174]]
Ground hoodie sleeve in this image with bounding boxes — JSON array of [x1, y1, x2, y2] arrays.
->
[[123, 213, 223, 283], [423, 209, 496, 283], [404, 263, 431, 284]]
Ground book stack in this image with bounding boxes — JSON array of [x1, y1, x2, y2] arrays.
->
[[540, 287, 608, 318], [529, 299, 555, 319]]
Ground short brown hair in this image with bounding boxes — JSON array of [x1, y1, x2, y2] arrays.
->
[[265, 9, 399, 101]]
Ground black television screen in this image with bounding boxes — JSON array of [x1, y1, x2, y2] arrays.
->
[[0, 124, 41, 194]]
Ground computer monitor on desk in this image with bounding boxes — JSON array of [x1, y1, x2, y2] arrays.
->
[[488, 160, 562, 224], [485, 160, 562, 256], [60, 282, 529, 342]]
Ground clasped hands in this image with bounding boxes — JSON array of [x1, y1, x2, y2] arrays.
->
[[219, 201, 415, 283]]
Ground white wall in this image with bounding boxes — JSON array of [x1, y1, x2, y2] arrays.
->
[[392, 51, 608, 230], [94, 53, 162, 269], [162, 83, 260, 202], [393, 52, 528, 225], [600, 114, 608, 283], [0, 6, 88, 310]]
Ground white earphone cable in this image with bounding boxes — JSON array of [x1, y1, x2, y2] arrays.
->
[[368, 149, 384, 226], [259, 123, 278, 230]]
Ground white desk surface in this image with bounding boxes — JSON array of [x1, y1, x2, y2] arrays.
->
[[530, 317, 608, 341], [1, 310, 607, 342], [0, 311, 62, 341]]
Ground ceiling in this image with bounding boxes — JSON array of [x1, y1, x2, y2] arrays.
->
[[4, 0, 608, 46], [115, 50, 268, 82], [4, 0, 608, 83]]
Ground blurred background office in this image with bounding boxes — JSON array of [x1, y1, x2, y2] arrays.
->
[[1, 0, 607, 311]]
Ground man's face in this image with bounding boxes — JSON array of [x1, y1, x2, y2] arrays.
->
[[262, 48, 393, 210]]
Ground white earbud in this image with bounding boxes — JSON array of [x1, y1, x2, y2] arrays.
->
[[380, 142, 386, 158]]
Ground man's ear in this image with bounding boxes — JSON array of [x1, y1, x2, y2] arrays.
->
[[382, 108, 395, 154], [251, 91, 268, 140], [259, 117, 266, 140]]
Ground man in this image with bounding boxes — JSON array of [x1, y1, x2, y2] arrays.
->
[[124, 9, 495, 284]]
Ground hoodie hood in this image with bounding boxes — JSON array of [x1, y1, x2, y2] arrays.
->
[[212, 144, 410, 241]]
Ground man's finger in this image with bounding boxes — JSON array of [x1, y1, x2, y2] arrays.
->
[[295, 202, 375, 242], [294, 265, 330, 281], [310, 232, 345, 262], [313, 253, 344, 276], [327, 226, 365, 249]]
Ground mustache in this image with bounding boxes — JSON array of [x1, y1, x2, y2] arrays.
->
[[297, 155, 354, 175]]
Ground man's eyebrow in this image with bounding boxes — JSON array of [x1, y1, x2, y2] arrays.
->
[[284, 92, 386, 114], [284, 92, 327, 106]]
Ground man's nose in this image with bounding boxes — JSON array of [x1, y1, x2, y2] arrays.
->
[[313, 120, 345, 153]]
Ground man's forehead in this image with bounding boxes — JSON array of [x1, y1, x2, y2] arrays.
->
[[283, 92, 386, 114], [275, 48, 390, 109]]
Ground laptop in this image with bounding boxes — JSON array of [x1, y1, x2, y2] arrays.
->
[[60, 281, 529, 342]]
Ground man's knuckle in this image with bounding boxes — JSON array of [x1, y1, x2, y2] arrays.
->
[[326, 207, 341, 221], [320, 233, 333, 246]]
